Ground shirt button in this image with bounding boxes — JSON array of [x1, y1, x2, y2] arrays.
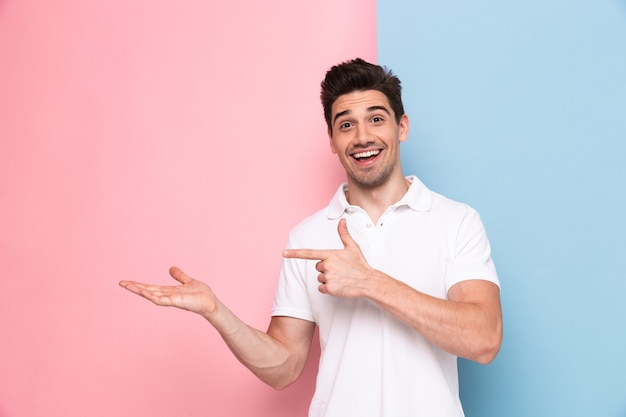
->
[[366, 223, 372, 228]]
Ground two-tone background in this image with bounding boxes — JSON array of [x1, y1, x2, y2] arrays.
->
[[1, 1, 625, 416]]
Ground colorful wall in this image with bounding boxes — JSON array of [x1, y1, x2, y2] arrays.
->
[[1, 1, 624, 416], [378, 1, 626, 416]]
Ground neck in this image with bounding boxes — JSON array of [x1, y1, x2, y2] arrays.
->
[[345, 173, 410, 224]]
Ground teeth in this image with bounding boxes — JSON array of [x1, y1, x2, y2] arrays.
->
[[353, 150, 380, 159]]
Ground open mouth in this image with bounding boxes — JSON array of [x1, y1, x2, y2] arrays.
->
[[352, 150, 381, 160]]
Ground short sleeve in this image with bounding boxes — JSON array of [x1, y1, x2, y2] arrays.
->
[[270, 237, 316, 322], [445, 208, 499, 291]]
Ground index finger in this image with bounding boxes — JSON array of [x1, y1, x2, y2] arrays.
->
[[282, 248, 337, 260]]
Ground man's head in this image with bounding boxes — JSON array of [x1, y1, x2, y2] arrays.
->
[[320, 58, 405, 134]]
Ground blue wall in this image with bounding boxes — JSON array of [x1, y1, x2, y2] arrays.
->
[[378, 1, 626, 416]]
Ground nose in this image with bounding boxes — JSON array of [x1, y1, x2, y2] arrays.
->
[[353, 124, 374, 147]]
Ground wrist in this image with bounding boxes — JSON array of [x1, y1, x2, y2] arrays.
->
[[362, 269, 389, 300]]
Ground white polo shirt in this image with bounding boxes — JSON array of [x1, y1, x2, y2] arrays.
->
[[271, 176, 499, 417]]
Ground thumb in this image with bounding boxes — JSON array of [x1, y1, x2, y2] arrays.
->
[[337, 218, 358, 249], [169, 266, 193, 284]]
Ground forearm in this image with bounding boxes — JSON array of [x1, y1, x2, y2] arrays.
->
[[202, 301, 309, 390], [363, 271, 502, 364]]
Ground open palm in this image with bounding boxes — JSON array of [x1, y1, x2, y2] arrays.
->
[[119, 266, 217, 316]]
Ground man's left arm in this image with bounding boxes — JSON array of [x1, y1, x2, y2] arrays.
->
[[365, 273, 502, 364], [283, 218, 503, 364]]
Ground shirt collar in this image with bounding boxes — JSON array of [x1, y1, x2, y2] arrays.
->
[[327, 175, 433, 219]]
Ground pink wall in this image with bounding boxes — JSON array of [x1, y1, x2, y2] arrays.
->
[[0, 1, 376, 416]]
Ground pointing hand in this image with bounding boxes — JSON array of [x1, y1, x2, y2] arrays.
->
[[282, 219, 374, 297]]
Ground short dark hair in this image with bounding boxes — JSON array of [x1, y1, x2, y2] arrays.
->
[[320, 58, 405, 133]]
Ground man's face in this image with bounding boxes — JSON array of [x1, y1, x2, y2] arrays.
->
[[329, 90, 409, 188]]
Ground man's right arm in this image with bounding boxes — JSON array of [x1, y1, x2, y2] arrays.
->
[[119, 266, 315, 390], [209, 303, 315, 390]]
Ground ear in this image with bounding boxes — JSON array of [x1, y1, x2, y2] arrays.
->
[[398, 114, 410, 143], [328, 128, 338, 154]]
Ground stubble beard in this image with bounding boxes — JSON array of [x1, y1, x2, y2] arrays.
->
[[347, 161, 395, 189]]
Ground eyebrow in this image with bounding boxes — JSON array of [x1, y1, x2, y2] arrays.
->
[[332, 105, 392, 125]]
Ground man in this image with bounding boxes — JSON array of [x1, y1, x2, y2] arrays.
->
[[120, 58, 503, 417]]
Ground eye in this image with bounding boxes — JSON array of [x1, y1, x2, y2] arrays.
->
[[371, 116, 384, 124], [338, 121, 353, 130]]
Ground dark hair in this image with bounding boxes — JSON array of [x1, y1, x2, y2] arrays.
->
[[320, 58, 404, 132]]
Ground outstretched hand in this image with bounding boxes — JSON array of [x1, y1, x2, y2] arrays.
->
[[119, 266, 217, 316], [282, 219, 376, 297]]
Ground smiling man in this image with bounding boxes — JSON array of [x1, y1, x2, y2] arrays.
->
[[120, 58, 503, 417]]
